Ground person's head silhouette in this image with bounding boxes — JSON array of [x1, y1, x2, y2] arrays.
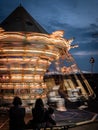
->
[[35, 98, 44, 109], [13, 96, 22, 106]]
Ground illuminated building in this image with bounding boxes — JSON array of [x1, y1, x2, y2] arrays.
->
[[0, 5, 95, 105]]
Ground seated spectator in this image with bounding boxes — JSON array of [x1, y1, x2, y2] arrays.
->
[[9, 96, 26, 130], [26, 98, 47, 130], [26, 98, 56, 130]]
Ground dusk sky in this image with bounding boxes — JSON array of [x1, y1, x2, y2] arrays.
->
[[0, 0, 98, 73]]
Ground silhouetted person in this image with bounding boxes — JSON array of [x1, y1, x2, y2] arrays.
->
[[26, 98, 56, 129], [31, 98, 47, 129], [9, 96, 26, 130]]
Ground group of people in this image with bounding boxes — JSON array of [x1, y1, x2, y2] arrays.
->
[[9, 96, 56, 130]]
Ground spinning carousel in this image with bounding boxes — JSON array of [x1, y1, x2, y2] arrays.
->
[[0, 28, 95, 106]]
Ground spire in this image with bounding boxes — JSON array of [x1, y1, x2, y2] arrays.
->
[[0, 5, 48, 33], [19, 3, 22, 7]]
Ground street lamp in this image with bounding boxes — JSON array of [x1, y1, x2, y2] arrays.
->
[[89, 57, 95, 74]]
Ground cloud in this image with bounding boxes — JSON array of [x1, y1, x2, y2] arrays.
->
[[18, 0, 98, 32], [73, 50, 98, 56]]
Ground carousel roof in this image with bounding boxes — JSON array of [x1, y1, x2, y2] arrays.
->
[[0, 5, 48, 33]]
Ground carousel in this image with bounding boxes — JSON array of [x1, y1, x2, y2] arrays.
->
[[0, 27, 95, 108]]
